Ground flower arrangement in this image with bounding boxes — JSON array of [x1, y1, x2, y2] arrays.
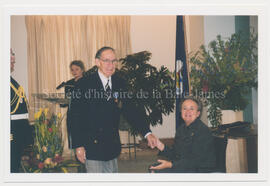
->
[[190, 31, 258, 127], [22, 108, 81, 173]]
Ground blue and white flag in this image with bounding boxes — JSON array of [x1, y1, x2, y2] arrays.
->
[[175, 16, 189, 128]]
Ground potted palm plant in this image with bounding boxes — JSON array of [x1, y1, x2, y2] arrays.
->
[[190, 31, 258, 127]]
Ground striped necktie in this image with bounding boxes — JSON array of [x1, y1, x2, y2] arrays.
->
[[105, 79, 111, 101]]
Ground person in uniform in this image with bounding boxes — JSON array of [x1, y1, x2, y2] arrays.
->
[[150, 97, 216, 173], [10, 48, 33, 173]]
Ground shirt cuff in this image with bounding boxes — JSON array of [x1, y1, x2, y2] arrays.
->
[[144, 132, 152, 138]]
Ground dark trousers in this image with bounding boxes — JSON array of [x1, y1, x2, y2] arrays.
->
[[10, 119, 32, 173]]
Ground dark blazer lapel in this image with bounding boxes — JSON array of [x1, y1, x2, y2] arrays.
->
[[94, 71, 105, 91], [111, 74, 116, 92]]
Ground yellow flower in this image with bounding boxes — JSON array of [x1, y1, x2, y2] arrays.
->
[[57, 113, 62, 119], [44, 158, 52, 165], [44, 108, 49, 116], [42, 146, 47, 152], [38, 108, 43, 114], [34, 108, 43, 120], [34, 112, 39, 120], [36, 154, 40, 160]]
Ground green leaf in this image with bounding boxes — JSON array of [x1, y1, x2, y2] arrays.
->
[[190, 31, 257, 127]]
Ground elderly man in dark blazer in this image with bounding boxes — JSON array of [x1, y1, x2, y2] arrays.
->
[[71, 46, 157, 173]]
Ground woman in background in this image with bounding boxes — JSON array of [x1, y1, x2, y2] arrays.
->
[[63, 60, 85, 149]]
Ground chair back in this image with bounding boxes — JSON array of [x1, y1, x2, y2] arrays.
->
[[213, 135, 228, 173]]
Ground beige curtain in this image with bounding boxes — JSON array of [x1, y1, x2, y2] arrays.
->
[[25, 15, 131, 156]]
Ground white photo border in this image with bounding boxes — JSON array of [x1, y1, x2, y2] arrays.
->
[[1, 0, 269, 185]]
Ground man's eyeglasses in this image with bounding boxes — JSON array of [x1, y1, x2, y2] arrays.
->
[[99, 58, 118, 64]]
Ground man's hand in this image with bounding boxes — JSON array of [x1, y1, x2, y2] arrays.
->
[[156, 138, 165, 151], [146, 133, 157, 149], [149, 159, 172, 170], [76, 147, 86, 164]]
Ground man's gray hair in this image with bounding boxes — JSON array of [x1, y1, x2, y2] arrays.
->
[[95, 46, 115, 59]]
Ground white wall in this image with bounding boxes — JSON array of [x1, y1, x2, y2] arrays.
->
[[185, 16, 205, 54], [10, 16, 28, 97], [204, 16, 235, 46], [130, 16, 176, 70], [130, 16, 176, 138]]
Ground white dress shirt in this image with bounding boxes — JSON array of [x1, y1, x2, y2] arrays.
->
[[98, 70, 112, 91]]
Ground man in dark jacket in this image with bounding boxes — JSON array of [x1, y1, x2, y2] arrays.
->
[[71, 46, 157, 173], [150, 97, 216, 173]]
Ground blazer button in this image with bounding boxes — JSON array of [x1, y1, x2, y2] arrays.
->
[[94, 140, 98, 144]]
